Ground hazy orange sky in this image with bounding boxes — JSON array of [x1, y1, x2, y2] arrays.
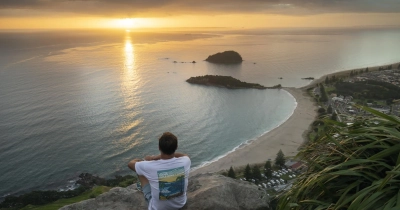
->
[[1, 0, 400, 29]]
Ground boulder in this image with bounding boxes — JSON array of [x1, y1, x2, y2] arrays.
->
[[60, 173, 269, 210], [182, 173, 269, 210]]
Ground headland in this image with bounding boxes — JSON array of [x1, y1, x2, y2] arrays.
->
[[186, 75, 276, 89]]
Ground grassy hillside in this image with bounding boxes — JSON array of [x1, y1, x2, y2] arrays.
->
[[278, 107, 400, 210]]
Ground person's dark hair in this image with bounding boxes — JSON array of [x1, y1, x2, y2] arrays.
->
[[159, 132, 178, 155]]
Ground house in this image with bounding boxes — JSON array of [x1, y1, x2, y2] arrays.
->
[[290, 162, 304, 171], [285, 160, 304, 171]]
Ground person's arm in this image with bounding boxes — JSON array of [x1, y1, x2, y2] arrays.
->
[[144, 152, 189, 161], [127, 158, 143, 172], [174, 152, 189, 158], [144, 155, 160, 161]]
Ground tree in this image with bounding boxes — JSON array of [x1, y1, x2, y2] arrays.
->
[[264, 160, 272, 178], [331, 112, 338, 121], [227, 166, 236, 179], [319, 84, 329, 102], [275, 150, 285, 168], [366, 67, 369, 72], [244, 164, 252, 180], [325, 76, 329, 84], [327, 105, 333, 114], [317, 107, 326, 116], [252, 165, 262, 181], [397, 64, 400, 70], [279, 107, 400, 210], [386, 98, 393, 106], [331, 75, 337, 83]]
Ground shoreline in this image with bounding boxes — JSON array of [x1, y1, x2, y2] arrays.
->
[[192, 61, 400, 176], [191, 87, 318, 175]]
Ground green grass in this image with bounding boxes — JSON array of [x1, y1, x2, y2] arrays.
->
[[325, 85, 336, 93], [117, 177, 136, 188], [20, 186, 111, 210]]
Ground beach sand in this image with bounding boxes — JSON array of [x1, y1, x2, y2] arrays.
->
[[192, 87, 318, 175]]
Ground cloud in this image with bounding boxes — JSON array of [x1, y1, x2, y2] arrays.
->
[[0, 0, 400, 17]]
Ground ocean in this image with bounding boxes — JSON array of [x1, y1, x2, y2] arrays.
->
[[1, 28, 400, 197]]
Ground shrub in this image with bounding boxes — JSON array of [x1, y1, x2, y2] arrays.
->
[[279, 106, 400, 210]]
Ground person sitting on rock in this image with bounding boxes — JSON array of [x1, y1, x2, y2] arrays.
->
[[128, 132, 191, 210]]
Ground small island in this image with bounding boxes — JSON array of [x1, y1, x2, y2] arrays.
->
[[186, 75, 281, 90], [302, 77, 314, 80], [205, 51, 243, 64]]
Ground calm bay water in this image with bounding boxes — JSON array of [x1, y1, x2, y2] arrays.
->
[[1, 28, 400, 197]]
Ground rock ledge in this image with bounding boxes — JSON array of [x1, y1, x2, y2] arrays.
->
[[60, 173, 269, 210]]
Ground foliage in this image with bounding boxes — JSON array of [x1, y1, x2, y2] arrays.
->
[[278, 106, 400, 210], [264, 160, 273, 178], [19, 186, 110, 210], [317, 108, 326, 115], [244, 164, 252, 180], [331, 112, 338, 121], [186, 75, 266, 89], [275, 150, 285, 168], [334, 80, 400, 100], [252, 165, 262, 181], [0, 187, 87, 209], [327, 105, 333, 114], [228, 166, 236, 179], [319, 84, 329, 102], [0, 174, 136, 209], [325, 76, 329, 84], [312, 120, 324, 126]]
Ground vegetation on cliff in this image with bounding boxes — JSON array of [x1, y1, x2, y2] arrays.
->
[[279, 107, 400, 210], [205, 51, 243, 64], [0, 174, 136, 210], [186, 75, 272, 89]]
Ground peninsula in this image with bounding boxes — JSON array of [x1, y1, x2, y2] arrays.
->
[[186, 75, 269, 89], [205, 51, 243, 64]]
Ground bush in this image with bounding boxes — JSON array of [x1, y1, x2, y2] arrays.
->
[[279, 106, 400, 209]]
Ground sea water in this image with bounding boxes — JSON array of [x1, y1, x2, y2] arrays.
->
[[1, 28, 400, 197]]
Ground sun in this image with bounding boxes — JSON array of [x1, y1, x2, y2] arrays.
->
[[107, 18, 157, 29], [116, 18, 136, 29]]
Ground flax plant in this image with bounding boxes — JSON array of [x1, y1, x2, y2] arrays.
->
[[278, 106, 400, 210]]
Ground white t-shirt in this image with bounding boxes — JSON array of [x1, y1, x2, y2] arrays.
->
[[135, 156, 191, 210]]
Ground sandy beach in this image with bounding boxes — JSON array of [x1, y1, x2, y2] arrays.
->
[[192, 87, 318, 175]]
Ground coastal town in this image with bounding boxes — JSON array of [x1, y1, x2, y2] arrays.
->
[[312, 67, 400, 122]]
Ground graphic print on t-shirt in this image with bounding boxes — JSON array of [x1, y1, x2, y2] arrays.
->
[[157, 166, 185, 200]]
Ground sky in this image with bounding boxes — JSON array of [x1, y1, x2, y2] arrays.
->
[[1, 0, 400, 29]]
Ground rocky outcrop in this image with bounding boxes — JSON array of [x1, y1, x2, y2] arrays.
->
[[205, 51, 243, 64], [60, 173, 269, 210], [182, 173, 269, 210]]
